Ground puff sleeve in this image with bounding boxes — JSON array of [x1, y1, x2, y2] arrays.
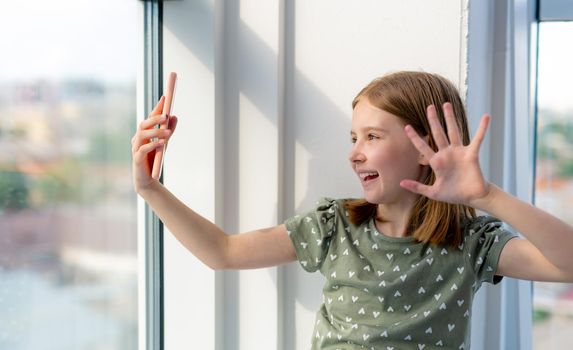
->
[[463, 216, 518, 289], [284, 198, 339, 272]]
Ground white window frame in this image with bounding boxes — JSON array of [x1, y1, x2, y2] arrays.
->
[[137, 1, 165, 350], [467, 0, 538, 349]]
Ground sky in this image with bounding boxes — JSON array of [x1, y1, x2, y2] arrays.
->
[[0, 1, 571, 111], [0, 0, 138, 84], [537, 21, 573, 112]]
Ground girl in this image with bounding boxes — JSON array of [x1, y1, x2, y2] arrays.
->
[[131, 71, 573, 349]]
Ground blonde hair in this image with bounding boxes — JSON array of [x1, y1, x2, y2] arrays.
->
[[345, 71, 476, 247]]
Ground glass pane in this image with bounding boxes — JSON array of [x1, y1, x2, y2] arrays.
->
[[533, 21, 573, 348], [0, 1, 139, 349]]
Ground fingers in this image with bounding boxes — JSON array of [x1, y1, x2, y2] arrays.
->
[[139, 113, 168, 130], [140, 128, 172, 141], [404, 125, 435, 160], [131, 128, 172, 153], [153, 95, 165, 115], [471, 114, 490, 150], [133, 139, 164, 165], [138, 96, 168, 131], [443, 103, 462, 146], [400, 179, 433, 198], [427, 105, 449, 150]]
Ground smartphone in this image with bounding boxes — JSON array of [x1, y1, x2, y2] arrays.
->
[[152, 72, 177, 180]]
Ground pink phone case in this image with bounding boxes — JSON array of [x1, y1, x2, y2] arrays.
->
[[152, 72, 177, 180]]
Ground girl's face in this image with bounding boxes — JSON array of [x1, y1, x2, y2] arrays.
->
[[349, 98, 429, 205]]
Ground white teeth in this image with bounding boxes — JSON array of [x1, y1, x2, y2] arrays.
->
[[358, 171, 378, 180]]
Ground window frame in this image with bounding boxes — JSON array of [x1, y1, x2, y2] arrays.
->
[[138, 1, 165, 350], [539, 0, 573, 21]]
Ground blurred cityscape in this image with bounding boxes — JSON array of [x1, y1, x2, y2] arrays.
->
[[533, 108, 573, 348], [0, 79, 138, 349]]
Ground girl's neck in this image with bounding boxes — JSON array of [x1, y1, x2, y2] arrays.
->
[[374, 198, 417, 238], [374, 217, 409, 238]]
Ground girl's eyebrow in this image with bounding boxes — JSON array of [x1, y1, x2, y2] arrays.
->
[[350, 127, 389, 135]]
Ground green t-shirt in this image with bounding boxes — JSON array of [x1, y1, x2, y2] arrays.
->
[[285, 198, 517, 350]]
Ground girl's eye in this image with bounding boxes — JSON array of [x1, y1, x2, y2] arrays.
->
[[350, 134, 379, 143]]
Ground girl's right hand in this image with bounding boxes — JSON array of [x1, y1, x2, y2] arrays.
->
[[131, 96, 179, 193]]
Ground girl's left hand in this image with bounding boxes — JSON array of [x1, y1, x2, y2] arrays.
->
[[400, 103, 492, 208]]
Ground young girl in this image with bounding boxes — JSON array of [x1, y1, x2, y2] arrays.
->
[[132, 71, 573, 349]]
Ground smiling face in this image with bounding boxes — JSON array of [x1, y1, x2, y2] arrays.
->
[[345, 71, 476, 246], [349, 98, 429, 206]]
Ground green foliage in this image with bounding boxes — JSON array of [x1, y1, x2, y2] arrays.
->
[[532, 308, 551, 324], [0, 171, 29, 211], [557, 160, 573, 178], [36, 159, 85, 204], [537, 115, 573, 177]]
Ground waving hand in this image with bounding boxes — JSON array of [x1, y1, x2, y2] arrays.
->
[[400, 103, 492, 208]]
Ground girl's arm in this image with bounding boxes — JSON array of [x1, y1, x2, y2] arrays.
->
[[471, 184, 573, 282], [132, 98, 296, 270], [138, 182, 296, 270], [401, 103, 573, 282]]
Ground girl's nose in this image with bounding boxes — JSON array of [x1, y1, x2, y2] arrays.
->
[[348, 145, 366, 163]]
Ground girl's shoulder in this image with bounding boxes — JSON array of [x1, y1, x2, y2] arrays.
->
[[286, 197, 349, 235], [312, 197, 356, 218], [461, 215, 504, 236], [311, 197, 369, 233], [459, 214, 517, 257]]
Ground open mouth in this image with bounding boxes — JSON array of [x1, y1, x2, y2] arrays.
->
[[358, 171, 379, 183]]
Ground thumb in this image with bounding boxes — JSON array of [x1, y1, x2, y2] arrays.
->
[[400, 179, 432, 197]]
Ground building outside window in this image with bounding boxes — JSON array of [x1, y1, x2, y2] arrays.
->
[[0, 1, 140, 349], [533, 20, 573, 349]]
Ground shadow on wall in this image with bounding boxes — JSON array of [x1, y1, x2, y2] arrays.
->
[[164, 0, 361, 346]]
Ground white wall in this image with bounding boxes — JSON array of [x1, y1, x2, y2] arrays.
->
[[162, 1, 217, 349], [161, 0, 471, 349]]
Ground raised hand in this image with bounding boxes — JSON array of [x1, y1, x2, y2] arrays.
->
[[400, 103, 491, 208], [131, 96, 178, 192]]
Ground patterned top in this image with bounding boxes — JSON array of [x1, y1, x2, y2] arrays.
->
[[284, 198, 517, 350]]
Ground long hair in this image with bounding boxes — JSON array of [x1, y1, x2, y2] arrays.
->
[[345, 71, 476, 247]]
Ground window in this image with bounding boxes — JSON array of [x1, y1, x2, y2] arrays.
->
[[0, 1, 140, 348], [533, 21, 573, 348]]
